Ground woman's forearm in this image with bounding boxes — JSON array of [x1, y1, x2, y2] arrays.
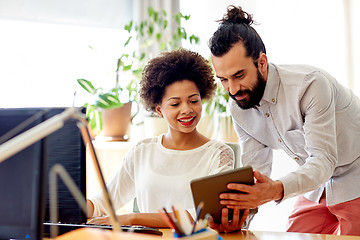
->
[[86, 200, 94, 218], [121, 213, 169, 228]]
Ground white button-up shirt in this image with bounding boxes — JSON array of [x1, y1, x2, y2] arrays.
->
[[231, 63, 360, 206]]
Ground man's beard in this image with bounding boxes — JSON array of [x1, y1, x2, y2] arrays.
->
[[229, 70, 266, 109]]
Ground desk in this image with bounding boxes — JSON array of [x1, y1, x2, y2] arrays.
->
[[53, 228, 360, 240], [160, 229, 360, 240]]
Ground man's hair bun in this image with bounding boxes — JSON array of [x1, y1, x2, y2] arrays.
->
[[219, 5, 254, 25]]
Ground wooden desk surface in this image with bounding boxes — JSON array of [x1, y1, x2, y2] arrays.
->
[[160, 229, 360, 240], [52, 228, 360, 240]]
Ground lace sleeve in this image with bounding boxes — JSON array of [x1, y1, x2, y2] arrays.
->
[[219, 144, 235, 168]]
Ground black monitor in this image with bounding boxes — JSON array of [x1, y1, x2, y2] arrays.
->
[[0, 107, 87, 239], [0, 108, 46, 240], [40, 108, 87, 225]]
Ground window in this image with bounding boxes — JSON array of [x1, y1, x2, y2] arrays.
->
[[0, 0, 132, 108]]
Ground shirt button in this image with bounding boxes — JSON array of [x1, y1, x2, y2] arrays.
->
[[294, 157, 300, 161], [278, 139, 282, 143], [265, 113, 270, 117], [272, 98, 275, 103]]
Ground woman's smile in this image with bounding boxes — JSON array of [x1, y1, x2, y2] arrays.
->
[[178, 116, 196, 126]]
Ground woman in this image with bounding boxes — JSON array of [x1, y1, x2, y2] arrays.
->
[[86, 49, 235, 228]]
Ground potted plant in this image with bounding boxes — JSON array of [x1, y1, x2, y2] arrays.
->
[[77, 62, 138, 140]]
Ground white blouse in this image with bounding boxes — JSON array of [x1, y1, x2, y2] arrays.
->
[[89, 135, 234, 217]]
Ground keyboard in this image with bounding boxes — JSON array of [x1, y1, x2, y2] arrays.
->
[[43, 222, 163, 236]]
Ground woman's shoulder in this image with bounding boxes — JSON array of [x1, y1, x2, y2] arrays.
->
[[203, 139, 235, 170], [207, 139, 234, 151], [135, 136, 159, 146], [124, 136, 160, 163], [129, 136, 160, 152]]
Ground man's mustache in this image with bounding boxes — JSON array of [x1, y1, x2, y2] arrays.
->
[[229, 89, 251, 99]]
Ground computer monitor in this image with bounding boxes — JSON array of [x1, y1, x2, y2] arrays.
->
[[0, 107, 87, 239], [41, 108, 87, 225], [0, 108, 46, 240]]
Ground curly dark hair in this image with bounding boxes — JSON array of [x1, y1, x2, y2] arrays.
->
[[140, 48, 217, 112], [208, 5, 266, 67]]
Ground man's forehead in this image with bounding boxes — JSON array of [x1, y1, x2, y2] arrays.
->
[[211, 50, 251, 78]]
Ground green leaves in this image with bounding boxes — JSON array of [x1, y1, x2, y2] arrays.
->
[[77, 78, 125, 109], [203, 83, 230, 117], [189, 34, 200, 44], [124, 21, 133, 32], [77, 78, 130, 130], [77, 79, 96, 94], [125, 6, 200, 66], [96, 93, 123, 109], [85, 103, 102, 130], [124, 36, 132, 47]]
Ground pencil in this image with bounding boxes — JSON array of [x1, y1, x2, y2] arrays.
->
[[172, 205, 179, 221], [191, 201, 204, 234], [158, 209, 176, 230], [160, 208, 184, 235], [170, 206, 185, 235]]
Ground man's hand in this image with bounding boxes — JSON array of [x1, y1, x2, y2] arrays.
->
[[219, 170, 284, 209], [209, 208, 249, 233]]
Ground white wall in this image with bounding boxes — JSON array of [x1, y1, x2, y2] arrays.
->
[[347, 0, 360, 96]]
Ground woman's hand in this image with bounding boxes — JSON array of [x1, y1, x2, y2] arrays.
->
[[208, 208, 249, 233], [87, 214, 133, 226], [87, 213, 169, 228]]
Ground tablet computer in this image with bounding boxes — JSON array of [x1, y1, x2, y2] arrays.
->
[[190, 166, 254, 224]]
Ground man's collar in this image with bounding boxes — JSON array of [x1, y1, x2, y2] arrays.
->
[[261, 63, 280, 105]]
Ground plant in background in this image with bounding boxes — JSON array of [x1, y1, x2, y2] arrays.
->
[[120, 6, 200, 81], [77, 6, 199, 131], [203, 83, 230, 118], [77, 76, 137, 131], [203, 57, 231, 118], [201, 59, 237, 142]]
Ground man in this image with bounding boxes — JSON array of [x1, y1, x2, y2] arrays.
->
[[208, 5, 360, 235]]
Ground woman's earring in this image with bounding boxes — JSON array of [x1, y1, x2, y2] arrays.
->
[[156, 107, 162, 117]]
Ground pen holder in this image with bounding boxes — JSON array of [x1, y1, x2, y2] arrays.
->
[[173, 228, 221, 240]]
